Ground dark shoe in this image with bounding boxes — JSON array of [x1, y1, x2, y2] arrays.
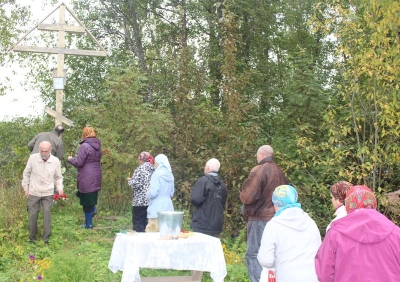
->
[[28, 240, 36, 244], [80, 224, 93, 229], [44, 241, 49, 246]]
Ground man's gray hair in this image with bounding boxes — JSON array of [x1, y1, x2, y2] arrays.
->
[[206, 158, 220, 172], [258, 145, 274, 157]]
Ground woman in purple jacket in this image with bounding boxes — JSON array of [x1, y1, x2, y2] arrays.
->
[[315, 185, 400, 282], [68, 127, 102, 228]]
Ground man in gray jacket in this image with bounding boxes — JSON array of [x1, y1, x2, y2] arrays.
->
[[28, 125, 65, 160]]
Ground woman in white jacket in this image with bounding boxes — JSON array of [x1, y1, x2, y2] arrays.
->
[[326, 181, 353, 232], [257, 185, 321, 282]]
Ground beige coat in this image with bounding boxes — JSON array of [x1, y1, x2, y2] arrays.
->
[[22, 153, 63, 197]]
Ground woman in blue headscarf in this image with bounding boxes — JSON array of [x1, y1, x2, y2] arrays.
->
[[145, 154, 175, 232], [257, 185, 321, 282]]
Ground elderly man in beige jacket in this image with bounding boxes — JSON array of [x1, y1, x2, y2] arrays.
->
[[22, 141, 64, 245]]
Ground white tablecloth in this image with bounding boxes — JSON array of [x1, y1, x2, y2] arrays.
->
[[108, 232, 227, 282]]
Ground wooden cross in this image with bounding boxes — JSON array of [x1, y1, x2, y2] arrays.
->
[[11, 2, 107, 127]]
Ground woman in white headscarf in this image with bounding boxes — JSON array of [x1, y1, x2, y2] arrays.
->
[[257, 185, 321, 282], [145, 154, 175, 232]]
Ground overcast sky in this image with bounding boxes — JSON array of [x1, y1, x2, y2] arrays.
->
[[0, 0, 72, 121]]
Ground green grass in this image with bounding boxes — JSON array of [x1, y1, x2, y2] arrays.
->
[[0, 190, 249, 281], [0, 196, 126, 281]]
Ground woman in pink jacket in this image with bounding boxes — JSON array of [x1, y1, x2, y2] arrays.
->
[[315, 185, 400, 282]]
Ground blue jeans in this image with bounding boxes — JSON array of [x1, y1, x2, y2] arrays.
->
[[246, 220, 268, 282]]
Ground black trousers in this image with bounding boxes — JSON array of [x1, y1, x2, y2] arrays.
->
[[132, 206, 148, 232]]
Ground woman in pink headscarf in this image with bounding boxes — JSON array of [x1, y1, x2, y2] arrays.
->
[[315, 185, 400, 282], [127, 152, 155, 232]]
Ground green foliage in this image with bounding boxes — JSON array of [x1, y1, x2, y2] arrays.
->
[[312, 0, 400, 198], [0, 183, 28, 244], [62, 66, 175, 214], [221, 229, 248, 281], [222, 229, 247, 259], [0, 1, 30, 94], [43, 247, 97, 281], [0, 118, 43, 184], [225, 264, 249, 282], [97, 68, 174, 213]]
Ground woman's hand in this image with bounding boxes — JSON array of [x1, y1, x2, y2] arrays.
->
[[68, 156, 72, 160]]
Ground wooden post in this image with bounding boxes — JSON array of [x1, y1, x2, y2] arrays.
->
[[55, 5, 66, 127]]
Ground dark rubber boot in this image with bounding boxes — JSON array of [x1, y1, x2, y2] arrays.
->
[[84, 212, 93, 229]]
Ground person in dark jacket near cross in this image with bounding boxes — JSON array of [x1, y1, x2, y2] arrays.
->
[[68, 126, 102, 229], [190, 158, 228, 238], [28, 125, 65, 160]]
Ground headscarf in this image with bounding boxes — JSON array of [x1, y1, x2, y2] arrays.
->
[[345, 185, 377, 213], [155, 154, 172, 173], [330, 181, 353, 204], [82, 127, 96, 139], [152, 154, 174, 183], [138, 151, 154, 164], [272, 185, 301, 217]]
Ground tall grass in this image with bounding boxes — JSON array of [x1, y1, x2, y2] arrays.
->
[[0, 179, 27, 243]]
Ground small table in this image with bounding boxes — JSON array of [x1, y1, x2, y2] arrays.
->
[[108, 232, 227, 282]]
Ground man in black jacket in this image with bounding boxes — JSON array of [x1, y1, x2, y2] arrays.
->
[[190, 158, 228, 238]]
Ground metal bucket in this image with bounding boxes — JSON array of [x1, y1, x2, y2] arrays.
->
[[157, 211, 184, 237]]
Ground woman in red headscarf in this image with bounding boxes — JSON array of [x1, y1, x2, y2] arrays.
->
[[315, 185, 400, 282], [68, 127, 102, 229], [127, 152, 155, 232]]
